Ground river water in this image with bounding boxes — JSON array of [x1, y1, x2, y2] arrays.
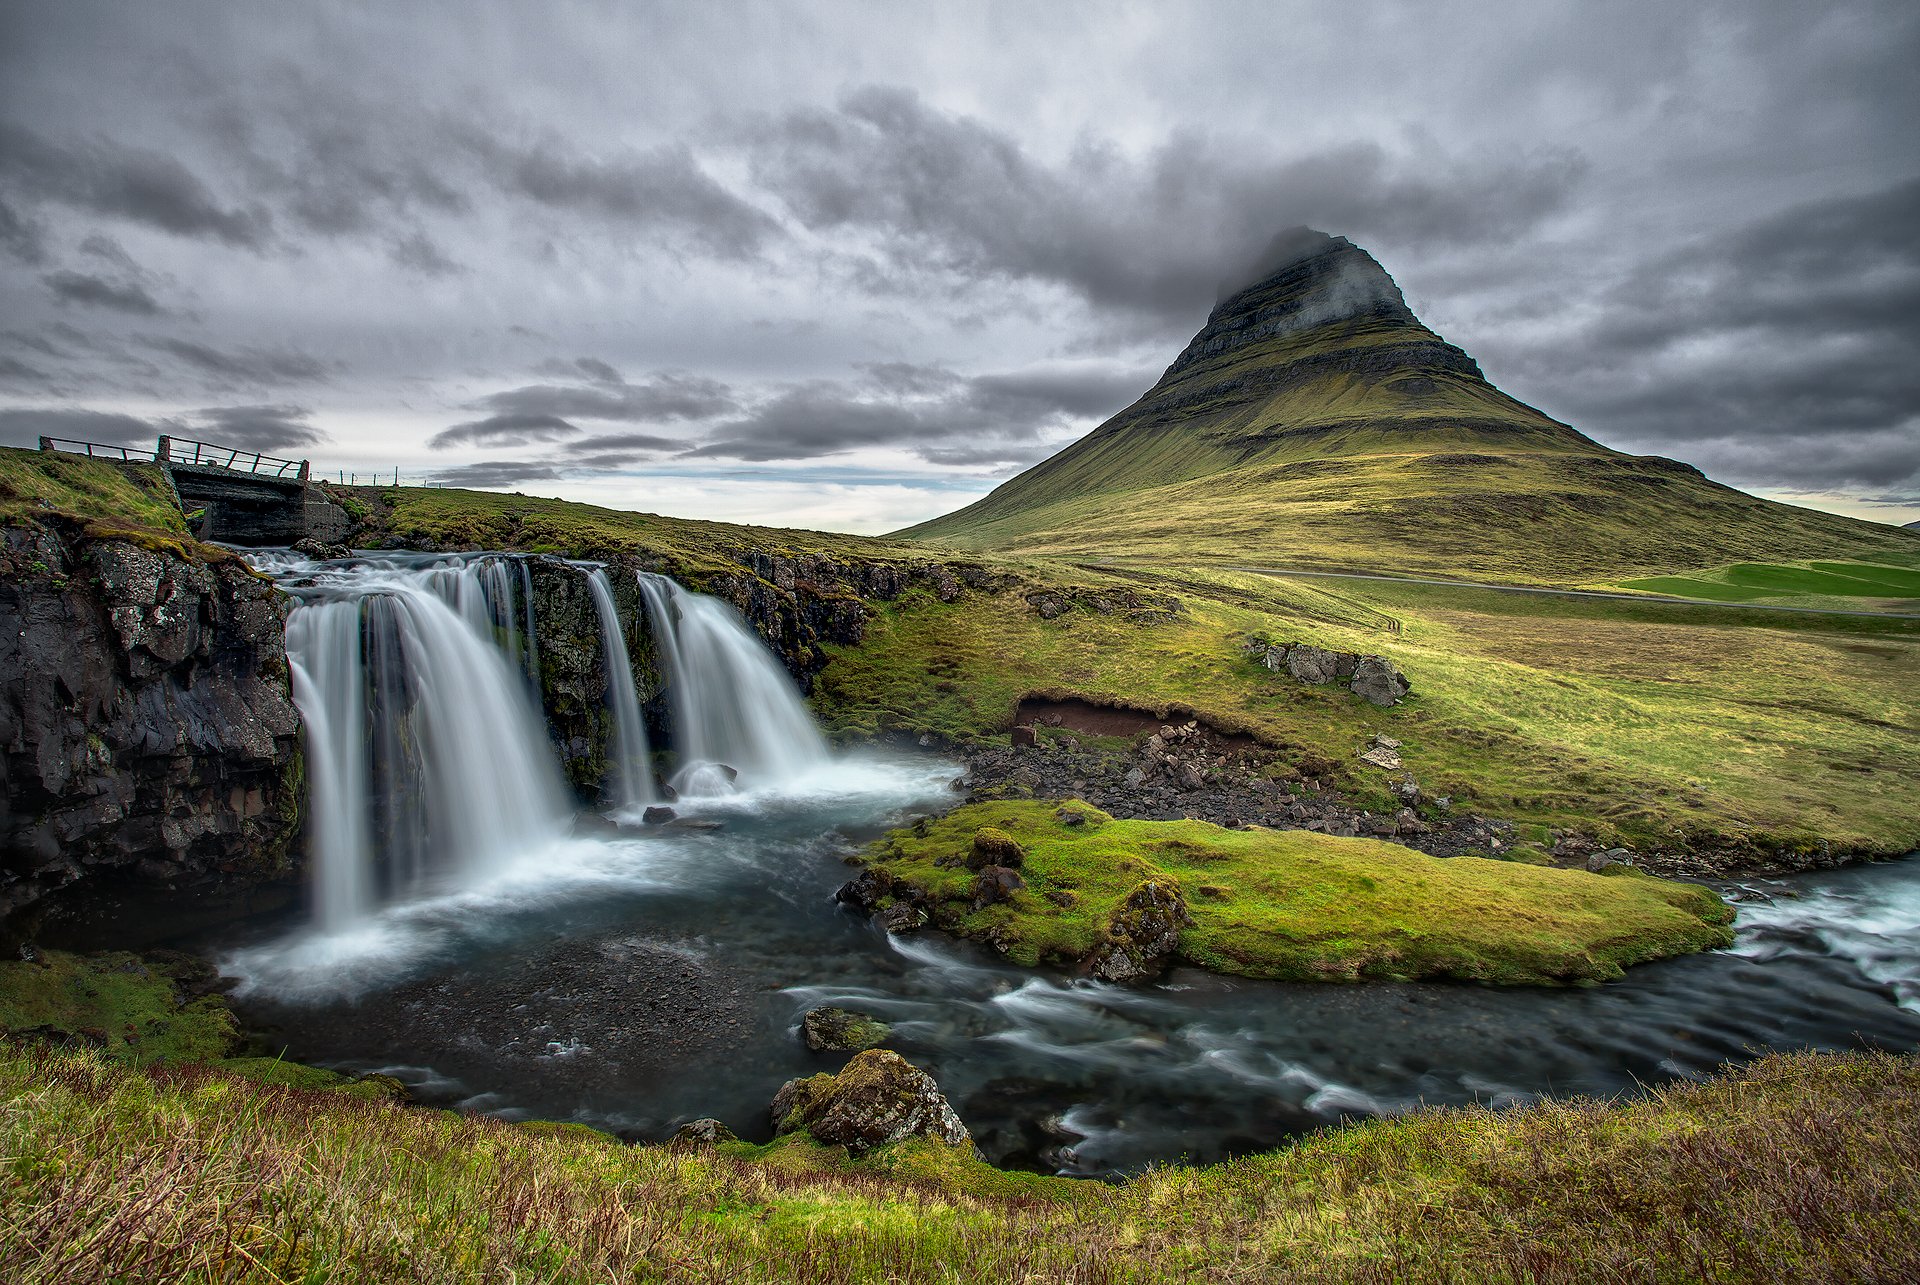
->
[[216, 551, 1920, 1177]]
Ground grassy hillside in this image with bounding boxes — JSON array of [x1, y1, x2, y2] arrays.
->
[[900, 235, 1920, 583], [0, 445, 215, 560], [3, 1042, 1914, 1283]]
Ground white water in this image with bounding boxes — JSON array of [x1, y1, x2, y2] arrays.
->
[[636, 571, 830, 795], [585, 568, 657, 808], [273, 555, 572, 931]]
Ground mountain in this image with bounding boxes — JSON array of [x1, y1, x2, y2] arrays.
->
[[900, 229, 1920, 583]]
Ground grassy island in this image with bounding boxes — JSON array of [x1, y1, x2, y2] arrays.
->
[[859, 801, 1735, 984]]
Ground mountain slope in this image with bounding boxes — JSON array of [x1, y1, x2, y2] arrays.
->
[[901, 230, 1920, 583]]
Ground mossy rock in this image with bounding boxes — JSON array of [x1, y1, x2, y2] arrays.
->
[[801, 1006, 892, 1053], [968, 826, 1027, 870]]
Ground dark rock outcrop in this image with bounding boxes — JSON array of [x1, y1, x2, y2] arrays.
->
[[1086, 880, 1191, 982], [525, 557, 661, 802], [0, 525, 302, 927], [771, 1049, 970, 1154]]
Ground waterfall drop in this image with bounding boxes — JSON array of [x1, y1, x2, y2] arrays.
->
[[585, 568, 658, 808], [636, 572, 830, 795]]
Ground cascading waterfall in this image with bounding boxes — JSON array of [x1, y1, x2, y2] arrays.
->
[[277, 555, 571, 930], [585, 568, 658, 808], [636, 571, 831, 795]]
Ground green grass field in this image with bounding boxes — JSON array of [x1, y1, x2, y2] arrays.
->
[[1622, 559, 1920, 608]]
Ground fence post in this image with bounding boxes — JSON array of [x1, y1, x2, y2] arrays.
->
[[156, 435, 171, 463], [298, 459, 310, 482]]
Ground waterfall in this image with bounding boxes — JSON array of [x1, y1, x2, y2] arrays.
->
[[277, 555, 571, 928], [585, 568, 657, 808], [636, 571, 831, 795]]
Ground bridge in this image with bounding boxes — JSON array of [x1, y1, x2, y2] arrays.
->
[[39, 434, 349, 546]]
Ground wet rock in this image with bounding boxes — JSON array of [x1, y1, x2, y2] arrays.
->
[[290, 537, 351, 560], [642, 805, 676, 825], [669, 1118, 738, 1149], [771, 1049, 970, 1154], [876, 901, 926, 933], [835, 868, 891, 909], [1351, 656, 1411, 706], [967, 827, 1027, 870], [1087, 880, 1192, 983], [801, 1006, 892, 1053]]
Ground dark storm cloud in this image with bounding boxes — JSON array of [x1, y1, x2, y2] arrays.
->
[[145, 338, 333, 385], [0, 197, 47, 263], [1524, 177, 1920, 491], [186, 403, 327, 453], [742, 86, 1586, 323], [0, 406, 169, 449], [427, 459, 561, 488], [388, 230, 461, 276], [430, 413, 582, 450], [0, 357, 49, 384], [458, 132, 781, 259], [0, 123, 270, 247], [684, 361, 1151, 463], [560, 431, 680, 454], [571, 357, 621, 384], [42, 270, 164, 315], [471, 373, 737, 423]]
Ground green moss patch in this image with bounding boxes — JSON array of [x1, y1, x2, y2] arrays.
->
[[864, 801, 1733, 984], [0, 949, 238, 1066]]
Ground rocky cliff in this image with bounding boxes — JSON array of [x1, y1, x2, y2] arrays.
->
[[0, 523, 302, 934]]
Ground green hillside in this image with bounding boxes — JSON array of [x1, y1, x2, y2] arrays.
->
[[901, 231, 1920, 583]]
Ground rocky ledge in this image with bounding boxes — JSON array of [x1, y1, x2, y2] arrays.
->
[[0, 524, 302, 932]]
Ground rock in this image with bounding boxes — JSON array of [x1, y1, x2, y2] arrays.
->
[[642, 805, 677, 825], [669, 818, 724, 832], [1371, 734, 1403, 750], [770, 1049, 970, 1154], [1364, 813, 1399, 836], [1010, 724, 1038, 748], [1395, 807, 1428, 835], [1176, 762, 1206, 791], [668, 1118, 737, 1149], [1054, 806, 1087, 826], [1357, 746, 1403, 770], [970, 864, 1025, 908], [290, 536, 352, 560], [835, 869, 891, 909], [1587, 847, 1635, 873], [876, 901, 926, 933], [1086, 880, 1192, 983], [1285, 645, 1342, 685], [801, 1006, 892, 1053], [1123, 766, 1147, 788], [1350, 656, 1411, 706], [967, 827, 1027, 870], [1026, 591, 1069, 620]]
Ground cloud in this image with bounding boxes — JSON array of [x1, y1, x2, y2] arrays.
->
[[429, 412, 582, 449], [742, 86, 1587, 323], [1518, 175, 1920, 492], [388, 230, 461, 276], [0, 122, 270, 247], [0, 197, 46, 263], [43, 270, 164, 315], [145, 338, 333, 384], [427, 459, 561, 488], [684, 359, 1152, 463], [186, 403, 327, 452], [0, 406, 168, 450], [470, 372, 737, 423], [459, 131, 781, 258]]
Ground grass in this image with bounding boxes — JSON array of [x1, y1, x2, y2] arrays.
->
[[861, 801, 1733, 984], [814, 562, 1920, 857], [2, 1041, 1914, 1282], [0, 445, 225, 562], [1622, 559, 1920, 608]]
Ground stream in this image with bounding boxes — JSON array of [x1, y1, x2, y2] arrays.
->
[[210, 550, 1920, 1178]]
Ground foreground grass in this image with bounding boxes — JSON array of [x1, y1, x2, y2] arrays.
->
[[2, 1043, 1915, 1282], [0, 446, 220, 560], [862, 802, 1733, 983]]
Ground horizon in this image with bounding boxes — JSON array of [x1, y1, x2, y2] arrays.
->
[[2, 1, 1916, 532]]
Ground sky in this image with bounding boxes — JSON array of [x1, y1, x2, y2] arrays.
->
[[1, 0, 1916, 533]]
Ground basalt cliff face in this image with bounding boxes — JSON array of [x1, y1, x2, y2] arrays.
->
[[901, 229, 1920, 580], [0, 524, 302, 932]]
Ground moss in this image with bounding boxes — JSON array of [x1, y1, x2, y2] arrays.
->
[[218, 1057, 408, 1101], [867, 801, 1734, 984], [0, 949, 240, 1066]]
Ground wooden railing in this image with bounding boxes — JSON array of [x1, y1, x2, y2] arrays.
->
[[39, 434, 310, 482]]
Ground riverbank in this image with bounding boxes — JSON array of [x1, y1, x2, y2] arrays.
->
[[3, 1040, 1914, 1283]]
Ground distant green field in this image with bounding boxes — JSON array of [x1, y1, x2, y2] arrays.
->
[[1621, 561, 1920, 606]]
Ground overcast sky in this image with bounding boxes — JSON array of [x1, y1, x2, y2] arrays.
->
[[2, 1, 1916, 531]]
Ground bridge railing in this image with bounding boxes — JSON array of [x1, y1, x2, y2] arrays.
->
[[38, 434, 309, 481], [159, 436, 309, 481]]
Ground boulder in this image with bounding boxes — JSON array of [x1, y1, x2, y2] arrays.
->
[[668, 1118, 737, 1150], [770, 1049, 970, 1154], [801, 1006, 892, 1053], [290, 536, 352, 560], [1350, 656, 1411, 706], [1086, 880, 1192, 983], [1285, 645, 1342, 685], [1357, 746, 1403, 770], [1587, 847, 1635, 873], [967, 827, 1027, 870], [970, 864, 1025, 908], [642, 805, 676, 825], [876, 901, 926, 933], [1010, 724, 1038, 748]]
